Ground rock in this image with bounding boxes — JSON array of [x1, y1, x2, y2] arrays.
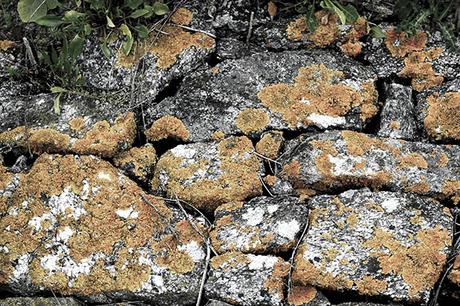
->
[[256, 131, 284, 160], [210, 196, 308, 254], [206, 300, 233, 306], [0, 154, 207, 305], [205, 252, 289, 305], [113, 144, 157, 183], [0, 297, 82, 306], [0, 41, 23, 80], [364, 28, 460, 91], [377, 83, 418, 140], [292, 189, 452, 303], [336, 303, 403, 306], [152, 136, 263, 212], [360, 0, 396, 19], [278, 130, 460, 203], [145, 50, 378, 142], [79, 0, 215, 101], [287, 285, 331, 306], [0, 93, 136, 158], [416, 78, 460, 143]]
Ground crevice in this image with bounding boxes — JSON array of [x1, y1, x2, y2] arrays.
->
[[151, 76, 184, 106], [363, 77, 387, 134]]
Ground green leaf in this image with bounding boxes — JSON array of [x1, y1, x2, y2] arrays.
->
[[17, 0, 48, 22], [69, 34, 84, 60], [119, 23, 134, 55], [305, 4, 318, 32], [130, 8, 150, 19], [152, 2, 169, 15], [100, 42, 111, 59], [50, 86, 68, 93], [371, 26, 386, 39], [63, 10, 86, 22], [46, 0, 60, 10], [53, 93, 62, 115], [320, 0, 347, 25], [135, 25, 149, 39], [438, 22, 459, 52], [35, 14, 63, 26], [106, 15, 115, 28], [342, 4, 359, 23], [126, 0, 143, 10]]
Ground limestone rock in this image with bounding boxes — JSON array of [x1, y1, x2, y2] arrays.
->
[[0, 154, 207, 305], [292, 189, 452, 303], [278, 130, 460, 203], [416, 78, 460, 143], [0, 93, 136, 158], [377, 83, 417, 140], [205, 252, 289, 305], [287, 285, 331, 306], [113, 144, 157, 183], [145, 50, 378, 142], [152, 136, 263, 212], [210, 196, 308, 254], [79, 0, 215, 101], [364, 28, 460, 91], [0, 297, 82, 306]]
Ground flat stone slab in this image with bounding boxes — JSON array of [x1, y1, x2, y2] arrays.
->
[[0, 154, 207, 305], [205, 252, 289, 306], [0, 93, 136, 158], [416, 78, 460, 143], [152, 136, 263, 211], [0, 297, 82, 306], [279, 130, 460, 203], [144, 49, 378, 142], [210, 196, 308, 254], [292, 189, 452, 303]]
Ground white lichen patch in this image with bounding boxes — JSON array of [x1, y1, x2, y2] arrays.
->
[[97, 171, 113, 182], [307, 113, 347, 128], [170, 146, 196, 159], [267, 204, 279, 214], [242, 207, 265, 226], [12, 254, 31, 280], [116, 205, 139, 219], [276, 220, 300, 240], [47, 187, 87, 220], [381, 198, 400, 213], [247, 254, 278, 270], [178, 241, 206, 262], [56, 226, 74, 242]]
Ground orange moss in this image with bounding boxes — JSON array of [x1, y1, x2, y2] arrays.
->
[[235, 108, 270, 135], [256, 131, 283, 160], [210, 252, 250, 271], [398, 153, 428, 169], [308, 10, 339, 47], [424, 92, 460, 141], [363, 227, 450, 299], [212, 130, 225, 140], [151, 136, 262, 211], [145, 115, 190, 141], [268, 1, 278, 19], [448, 256, 460, 285], [385, 29, 427, 58], [340, 41, 362, 57], [442, 180, 460, 204], [170, 7, 193, 26], [288, 286, 318, 305], [113, 145, 157, 180], [117, 25, 214, 69], [215, 201, 244, 213], [355, 275, 388, 295], [264, 260, 290, 296], [399, 48, 444, 91], [68, 117, 86, 132], [257, 64, 377, 128], [389, 120, 401, 130], [286, 17, 307, 41], [0, 40, 14, 51]]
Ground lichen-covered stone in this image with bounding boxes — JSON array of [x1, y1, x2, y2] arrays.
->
[[288, 285, 331, 306], [145, 50, 378, 142], [360, 0, 396, 19], [0, 297, 82, 306], [416, 78, 460, 143], [292, 189, 452, 303], [206, 300, 233, 306], [113, 144, 157, 183], [364, 28, 460, 91], [210, 196, 308, 254], [152, 136, 263, 211], [377, 83, 417, 140], [256, 131, 284, 160], [279, 130, 460, 203], [0, 154, 207, 305], [0, 94, 136, 158], [205, 252, 289, 305], [79, 1, 215, 101]]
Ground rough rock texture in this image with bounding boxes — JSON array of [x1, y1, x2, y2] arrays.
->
[[0, 154, 207, 305], [206, 300, 233, 306], [210, 196, 308, 254], [378, 83, 417, 140], [152, 136, 264, 211], [360, 0, 396, 19], [145, 50, 378, 142], [79, 0, 215, 101], [287, 285, 331, 306], [0, 94, 136, 158], [279, 130, 460, 203], [293, 189, 452, 303], [364, 28, 460, 91], [256, 131, 284, 160], [416, 78, 460, 143], [113, 144, 157, 183], [0, 297, 82, 306], [205, 252, 289, 306]]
